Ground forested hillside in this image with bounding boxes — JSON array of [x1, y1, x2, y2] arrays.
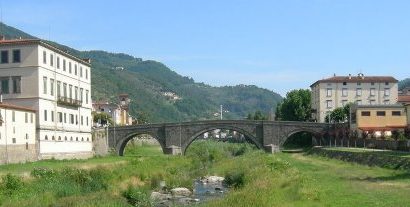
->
[[0, 23, 282, 122]]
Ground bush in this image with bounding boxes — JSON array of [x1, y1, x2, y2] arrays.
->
[[122, 186, 152, 207], [31, 167, 57, 179], [1, 174, 23, 196], [224, 171, 245, 189]]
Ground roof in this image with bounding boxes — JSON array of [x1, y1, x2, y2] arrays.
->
[[0, 102, 36, 112], [0, 38, 91, 66], [352, 104, 405, 110], [398, 95, 410, 103], [310, 75, 398, 87]]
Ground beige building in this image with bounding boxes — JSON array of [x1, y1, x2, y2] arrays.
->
[[350, 104, 407, 138], [93, 94, 133, 126], [0, 38, 93, 159], [0, 102, 36, 164], [311, 73, 398, 122]]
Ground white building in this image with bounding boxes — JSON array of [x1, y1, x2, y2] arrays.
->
[[310, 73, 398, 122], [0, 38, 93, 159], [0, 102, 36, 164]]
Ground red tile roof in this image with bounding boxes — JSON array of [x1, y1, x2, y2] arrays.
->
[[310, 75, 398, 87], [398, 95, 410, 103]]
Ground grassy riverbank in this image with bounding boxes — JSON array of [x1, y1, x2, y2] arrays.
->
[[1, 142, 410, 206]]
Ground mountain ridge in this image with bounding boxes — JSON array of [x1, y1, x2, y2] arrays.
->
[[0, 22, 282, 122]]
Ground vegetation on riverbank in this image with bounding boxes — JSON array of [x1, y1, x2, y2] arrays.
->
[[1, 142, 410, 206]]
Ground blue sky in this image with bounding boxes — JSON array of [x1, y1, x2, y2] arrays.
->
[[4, 0, 410, 95]]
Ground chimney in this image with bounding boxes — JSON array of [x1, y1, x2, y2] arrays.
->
[[348, 74, 352, 79]]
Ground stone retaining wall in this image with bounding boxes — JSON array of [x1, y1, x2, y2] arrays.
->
[[0, 144, 37, 164]]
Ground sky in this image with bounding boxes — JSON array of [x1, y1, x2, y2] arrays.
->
[[3, 0, 410, 96]]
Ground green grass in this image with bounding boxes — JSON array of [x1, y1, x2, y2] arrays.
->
[[1, 142, 410, 206], [325, 147, 410, 158]]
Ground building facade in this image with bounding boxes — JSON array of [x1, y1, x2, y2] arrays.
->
[[311, 73, 398, 122], [92, 94, 133, 127], [0, 38, 93, 159], [350, 104, 407, 138], [0, 103, 36, 164]]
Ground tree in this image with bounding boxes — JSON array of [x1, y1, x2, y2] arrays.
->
[[275, 89, 312, 121], [246, 111, 268, 120], [92, 112, 113, 126], [325, 103, 353, 123]]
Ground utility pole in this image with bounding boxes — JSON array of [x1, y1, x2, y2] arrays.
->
[[220, 105, 223, 120]]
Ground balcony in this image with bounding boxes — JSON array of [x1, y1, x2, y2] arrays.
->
[[57, 96, 82, 108]]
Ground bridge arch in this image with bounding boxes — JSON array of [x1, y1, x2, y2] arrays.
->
[[281, 128, 323, 146], [182, 125, 264, 154], [116, 132, 165, 156]]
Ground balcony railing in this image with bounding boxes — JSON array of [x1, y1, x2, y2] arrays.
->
[[57, 96, 82, 107]]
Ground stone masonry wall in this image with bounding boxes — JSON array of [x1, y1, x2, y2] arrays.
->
[[0, 144, 37, 164]]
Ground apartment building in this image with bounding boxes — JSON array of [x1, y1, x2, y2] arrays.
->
[[92, 94, 133, 126], [0, 102, 36, 164], [311, 73, 398, 122], [0, 38, 92, 159], [350, 104, 407, 138]]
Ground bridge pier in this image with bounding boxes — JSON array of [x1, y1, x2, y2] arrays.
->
[[264, 144, 281, 153], [163, 145, 182, 155]]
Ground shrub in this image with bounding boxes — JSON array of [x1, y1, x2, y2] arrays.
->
[[31, 167, 57, 179], [224, 171, 245, 189], [122, 186, 152, 207], [1, 174, 23, 196]]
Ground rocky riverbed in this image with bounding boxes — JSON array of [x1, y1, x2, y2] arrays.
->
[[151, 176, 227, 207]]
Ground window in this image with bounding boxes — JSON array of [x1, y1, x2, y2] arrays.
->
[[70, 114, 74, 124], [80, 88, 83, 102], [384, 88, 390, 96], [343, 82, 347, 85], [12, 76, 21, 93], [45, 135, 48, 140], [356, 88, 362, 96], [1, 50, 8, 63], [76, 115, 78, 125], [326, 88, 332, 97], [50, 54, 53, 66], [63, 83, 67, 97], [44, 110, 47, 121], [326, 100, 333, 109], [57, 56, 60, 69], [356, 100, 362, 105], [392, 111, 401, 116], [371, 82, 375, 85], [25, 113, 28, 123], [81, 116, 83, 125], [376, 111, 386, 116], [86, 116, 89, 126], [0, 77, 8, 94], [75, 86, 78, 100], [64, 113, 67, 123], [69, 84, 73, 99], [357, 82, 361, 86], [58, 112, 63, 123], [57, 81, 61, 97], [86, 69, 88, 79], [26, 142, 29, 149], [12, 138, 16, 144], [63, 59, 66, 71], [86, 90, 89, 104], [69, 62, 72, 73], [43, 51, 47, 64], [51, 111, 54, 122], [12, 111, 15, 122], [361, 111, 371, 116], [370, 100, 376, 105], [80, 66, 83, 77], [43, 77, 47, 94], [342, 88, 348, 97], [30, 113, 33, 123], [75, 64, 77, 75], [50, 79, 54, 96], [76, 137, 79, 141], [26, 133, 28, 140], [385, 82, 389, 85], [12, 50, 21, 63], [52, 136, 55, 141], [370, 88, 375, 96]]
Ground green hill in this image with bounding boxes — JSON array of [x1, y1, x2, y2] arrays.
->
[[0, 22, 282, 122], [399, 78, 410, 90]]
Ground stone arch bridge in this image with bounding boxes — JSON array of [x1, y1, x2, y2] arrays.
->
[[108, 120, 341, 155]]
